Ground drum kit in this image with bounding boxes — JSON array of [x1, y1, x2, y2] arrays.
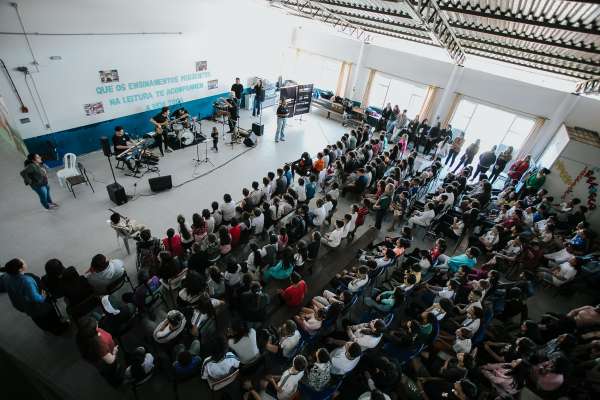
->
[[116, 115, 208, 178], [167, 117, 205, 150]]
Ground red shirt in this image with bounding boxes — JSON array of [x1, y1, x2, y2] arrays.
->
[[356, 207, 369, 226], [229, 224, 241, 247], [508, 160, 529, 180], [281, 281, 307, 307], [162, 235, 184, 257], [97, 328, 115, 357]]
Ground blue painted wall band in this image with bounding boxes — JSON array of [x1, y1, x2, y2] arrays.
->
[[24, 92, 230, 166]]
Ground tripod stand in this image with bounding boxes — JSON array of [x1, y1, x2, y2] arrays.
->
[[192, 118, 214, 167]]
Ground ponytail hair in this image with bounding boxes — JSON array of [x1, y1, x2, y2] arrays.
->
[[2, 258, 24, 275]]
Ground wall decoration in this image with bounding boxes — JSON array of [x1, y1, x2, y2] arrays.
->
[[84, 102, 105, 116], [99, 69, 119, 83], [554, 160, 573, 186], [207, 79, 218, 90], [562, 166, 587, 200], [195, 61, 207, 72], [585, 169, 597, 210]]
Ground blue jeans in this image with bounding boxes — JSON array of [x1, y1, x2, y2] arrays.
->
[[253, 98, 261, 116], [32, 185, 52, 209], [275, 118, 286, 141], [386, 119, 396, 134]]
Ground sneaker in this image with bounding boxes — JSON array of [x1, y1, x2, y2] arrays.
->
[[166, 147, 173, 153], [275, 140, 279, 143], [49, 203, 59, 208], [280, 138, 286, 141]]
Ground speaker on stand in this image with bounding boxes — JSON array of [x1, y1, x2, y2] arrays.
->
[[100, 136, 128, 205]]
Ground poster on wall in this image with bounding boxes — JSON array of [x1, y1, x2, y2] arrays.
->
[[84, 102, 105, 116], [207, 79, 218, 90], [99, 69, 119, 83], [279, 85, 298, 116], [195, 61, 207, 72], [294, 84, 313, 116], [0, 96, 27, 156]]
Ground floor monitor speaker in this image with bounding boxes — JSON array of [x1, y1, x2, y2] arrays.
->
[[149, 175, 173, 192], [106, 183, 127, 205], [252, 123, 264, 136]]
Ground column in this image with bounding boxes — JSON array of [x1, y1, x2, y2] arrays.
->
[[346, 41, 369, 102], [433, 64, 464, 122], [525, 93, 579, 161]]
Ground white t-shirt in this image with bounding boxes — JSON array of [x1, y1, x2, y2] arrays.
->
[[292, 183, 307, 202], [202, 352, 239, 380], [221, 201, 236, 222], [281, 330, 301, 358], [325, 228, 343, 247], [554, 262, 577, 285], [348, 275, 369, 293], [228, 329, 260, 364], [251, 213, 264, 234], [312, 206, 327, 226], [330, 346, 360, 375], [453, 337, 472, 354], [276, 369, 305, 400], [350, 328, 382, 350]]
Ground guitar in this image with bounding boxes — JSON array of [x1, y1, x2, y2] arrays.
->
[[154, 114, 190, 134]]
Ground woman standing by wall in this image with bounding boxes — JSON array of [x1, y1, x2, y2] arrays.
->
[[20, 153, 58, 210]]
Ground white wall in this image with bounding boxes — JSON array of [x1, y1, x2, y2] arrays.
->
[[0, 0, 294, 139]]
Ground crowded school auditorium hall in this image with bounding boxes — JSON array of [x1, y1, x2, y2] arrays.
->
[[1, 1, 600, 400]]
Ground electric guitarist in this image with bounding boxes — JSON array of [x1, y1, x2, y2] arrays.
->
[[150, 106, 172, 155]]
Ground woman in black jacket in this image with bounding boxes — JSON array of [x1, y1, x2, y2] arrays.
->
[[20, 153, 58, 210]]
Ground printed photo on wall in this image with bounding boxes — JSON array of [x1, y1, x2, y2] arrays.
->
[[208, 79, 218, 90], [99, 69, 119, 83], [84, 102, 105, 116], [195, 61, 207, 72]]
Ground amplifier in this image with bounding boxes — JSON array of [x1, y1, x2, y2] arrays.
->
[[252, 123, 264, 136], [149, 175, 173, 192], [106, 183, 127, 205]]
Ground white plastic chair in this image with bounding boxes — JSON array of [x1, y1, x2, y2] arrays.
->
[[107, 220, 131, 255], [57, 153, 79, 187]]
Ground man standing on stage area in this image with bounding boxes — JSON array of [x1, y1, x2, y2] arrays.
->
[[275, 99, 289, 143], [226, 91, 240, 133], [231, 78, 244, 101]]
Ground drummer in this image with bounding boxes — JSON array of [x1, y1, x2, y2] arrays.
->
[[112, 126, 136, 171], [171, 107, 190, 129]]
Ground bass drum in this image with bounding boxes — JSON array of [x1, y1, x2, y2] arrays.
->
[[180, 130, 195, 147]]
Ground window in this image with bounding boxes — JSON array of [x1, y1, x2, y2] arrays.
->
[[450, 99, 535, 154], [292, 52, 342, 92], [368, 73, 427, 116]]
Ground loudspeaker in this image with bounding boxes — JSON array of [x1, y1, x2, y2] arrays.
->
[[100, 136, 111, 157], [106, 183, 127, 205], [252, 123, 264, 136], [149, 175, 173, 192]]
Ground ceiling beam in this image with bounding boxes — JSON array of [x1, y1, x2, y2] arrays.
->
[[575, 78, 600, 95], [318, 6, 600, 69], [436, 1, 600, 36], [464, 49, 594, 80], [450, 19, 600, 55], [309, 0, 600, 55], [461, 44, 598, 78]]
